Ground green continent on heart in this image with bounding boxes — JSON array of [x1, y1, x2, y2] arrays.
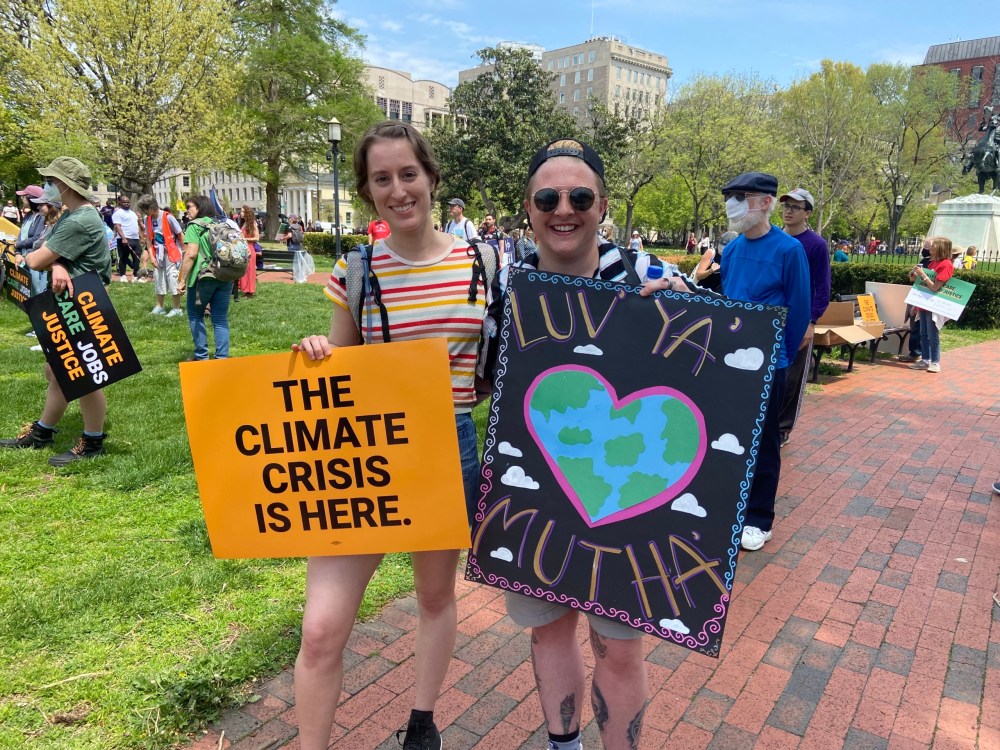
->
[[660, 399, 699, 464], [556, 456, 612, 516], [530, 370, 602, 419], [612, 400, 642, 424], [604, 432, 645, 467], [558, 426, 593, 446], [618, 471, 670, 509]]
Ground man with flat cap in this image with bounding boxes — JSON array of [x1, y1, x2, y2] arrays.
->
[[719, 171, 809, 551], [0, 156, 113, 466]]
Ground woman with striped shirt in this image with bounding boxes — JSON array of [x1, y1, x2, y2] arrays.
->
[[292, 122, 486, 750]]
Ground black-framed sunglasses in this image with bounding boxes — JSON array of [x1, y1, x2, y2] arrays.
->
[[531, 186, 596, 213], [723, 191, 750, 202]]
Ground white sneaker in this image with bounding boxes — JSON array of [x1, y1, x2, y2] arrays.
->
[[741, 526, 772, 551], [927, 362, 940, 373], [29, 344, 43, 351], [908, 360, 929, 370], [165, 308, 183, 318], [151, 306, 165, 315]]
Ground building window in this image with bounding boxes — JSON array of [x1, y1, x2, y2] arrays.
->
[[402, 101, 413, 123], [429, 86, 435, 99], [587, 68, 593, 82], [182, 176, 190, 188], [563, 55, 569, 67], [616, 66, 622, 80], [389, 99, 400, 120], [574, 89, 580, 102], [559, 92, 565, 104], [589, 51, 596, 63], [376, 96, 387, 115], [378, 75, 385, 90], [586, 87, 592, 97], [615, 85, 621, 97], [560, 74, 566, 86], [970, 65, 984, 107], [992, 67, 1000, 105], [573, 107, 580, 116], [574, 71, 580, 84]]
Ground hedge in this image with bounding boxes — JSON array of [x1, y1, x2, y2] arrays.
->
[[302, 232, 365, 256], [655, 251, 998, 330]]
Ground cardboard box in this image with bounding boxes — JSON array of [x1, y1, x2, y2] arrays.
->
[[813, 302, 884, 347]]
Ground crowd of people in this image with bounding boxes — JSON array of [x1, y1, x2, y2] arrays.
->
[[0, 122, 980, 750]]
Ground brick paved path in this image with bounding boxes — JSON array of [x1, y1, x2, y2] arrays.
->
[[190, 340, 1000, 750]]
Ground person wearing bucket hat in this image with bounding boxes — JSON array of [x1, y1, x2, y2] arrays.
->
[[0, 156, 113, 466], [491, 137, 699, 750], [718, 171, 809, 551]]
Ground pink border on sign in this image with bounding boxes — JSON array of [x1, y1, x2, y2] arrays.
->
[[523, 365, 707, 528]]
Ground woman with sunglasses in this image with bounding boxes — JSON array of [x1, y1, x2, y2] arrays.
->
[[292, 121, 490, 750], [497, 138, 694, 750]]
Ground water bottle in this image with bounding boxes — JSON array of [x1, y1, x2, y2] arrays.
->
[[646, 264, 664, 281]]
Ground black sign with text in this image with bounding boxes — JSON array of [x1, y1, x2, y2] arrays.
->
[[24, 272, 142, 401], [466, 270, 785, 656], [2, 257, 30, 310]]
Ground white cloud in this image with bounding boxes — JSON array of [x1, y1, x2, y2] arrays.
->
[[573, 344, 603, 356], [711, 433, 744, 455], [659, 618, 690, 635], [724, 347, 764, 371], [501, 465, 539, 490], [498, 441, 522, 457], [672, 493, 706, 518], [490, 547, 513, 562], [381, 20, 403, 31]]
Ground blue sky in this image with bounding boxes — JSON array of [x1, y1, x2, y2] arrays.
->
[[331, 0, 985, 92]]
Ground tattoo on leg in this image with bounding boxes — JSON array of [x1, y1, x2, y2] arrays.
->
[[591, 681, 609, 733], [626, 704, 646, 750], [559, 694, 576, 734], [589, 626, 608, 659]]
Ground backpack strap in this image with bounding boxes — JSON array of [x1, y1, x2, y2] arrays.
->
[[345, 245, 390, 344], [615, 245, 642, 286]]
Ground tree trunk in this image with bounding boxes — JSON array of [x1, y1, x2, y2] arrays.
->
[[265, 154, 282, 239], [475, 174, 495, 217]]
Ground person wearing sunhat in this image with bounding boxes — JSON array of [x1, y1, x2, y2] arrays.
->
[[719, 171, 809, 551], [0, 156, 113, 465]]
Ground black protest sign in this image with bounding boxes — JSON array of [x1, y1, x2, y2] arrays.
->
[[2, 257, 31, 310], [24, 272, 142, 401], [465, 270, 785, 656]]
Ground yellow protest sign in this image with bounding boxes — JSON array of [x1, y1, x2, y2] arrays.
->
[[856, 294, 879, 322], [180, 339, 471, 558]]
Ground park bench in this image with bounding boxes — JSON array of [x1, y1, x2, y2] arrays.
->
[[257, 248, 297, 274], [809, 293, 909, 381]]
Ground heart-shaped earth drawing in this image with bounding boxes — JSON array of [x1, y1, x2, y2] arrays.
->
[[524, 366, 706, 527]]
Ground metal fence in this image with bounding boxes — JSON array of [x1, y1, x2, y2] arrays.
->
[[831, 236, 1000, 268]]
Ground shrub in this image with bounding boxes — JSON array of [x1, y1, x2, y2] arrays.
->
[[302, 232, 365, 256], [831, 263, 999, 329]]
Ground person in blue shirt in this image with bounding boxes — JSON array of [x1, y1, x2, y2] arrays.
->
[[719, 171, 810, 551]]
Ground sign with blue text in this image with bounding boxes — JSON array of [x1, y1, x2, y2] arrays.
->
[[465, 270, 784, 656]]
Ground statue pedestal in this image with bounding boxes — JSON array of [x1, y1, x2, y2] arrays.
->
[[927, 194, 1000, 261]]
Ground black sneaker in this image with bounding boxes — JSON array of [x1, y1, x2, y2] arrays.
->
[[48, 433, 106, 466], [0, 421, 55, 449], [396, 718, 442, 750], [779, 432, 790, 448]]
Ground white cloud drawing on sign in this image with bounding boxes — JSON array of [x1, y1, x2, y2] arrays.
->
[[490, 547, 513, 562], [672, 493, 707, 518], [573, 344, 603, 356], [724, 347, 764, 371], [659, 618, 690, 635], [711, 433, 745, 455], [498, 441, 522, 457], [501, 465, 539, 490]]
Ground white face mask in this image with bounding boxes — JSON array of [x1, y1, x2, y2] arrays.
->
[[725, 196, 749, 221]]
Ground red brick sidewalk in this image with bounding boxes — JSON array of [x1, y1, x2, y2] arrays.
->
[[190, 341, 1000, 750]]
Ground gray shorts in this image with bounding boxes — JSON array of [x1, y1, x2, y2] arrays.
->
[[154, 260, 180, 295], [505, 591, 644, 640]]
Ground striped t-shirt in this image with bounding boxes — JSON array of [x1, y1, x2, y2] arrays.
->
[[325, 238, 487, 412]]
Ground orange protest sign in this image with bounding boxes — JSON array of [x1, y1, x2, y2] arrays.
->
[[856, 294, 879, 322], [179, 339, 471, 558]]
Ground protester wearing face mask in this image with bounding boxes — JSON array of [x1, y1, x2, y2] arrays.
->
[[719, 171, 810, 552]]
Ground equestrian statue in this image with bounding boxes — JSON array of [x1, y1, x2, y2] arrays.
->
[[963, 106, 1000, 193]]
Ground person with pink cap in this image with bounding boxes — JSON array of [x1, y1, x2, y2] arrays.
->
[[12, 186, 48, 294]]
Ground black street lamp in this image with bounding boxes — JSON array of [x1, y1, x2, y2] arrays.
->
[[890, 194, 903, 255], [327, 116, 342, 257]]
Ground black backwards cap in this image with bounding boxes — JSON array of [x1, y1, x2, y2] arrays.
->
[[527, 139, 605, 183]]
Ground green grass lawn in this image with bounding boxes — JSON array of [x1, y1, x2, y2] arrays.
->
[[0, 280, 431, 749]]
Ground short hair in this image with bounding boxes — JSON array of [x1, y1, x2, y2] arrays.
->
[[136, 194, 158, 213], [353, 121, 440, 210], [186, 194, 214, 219], [928, 236, 952, 262]]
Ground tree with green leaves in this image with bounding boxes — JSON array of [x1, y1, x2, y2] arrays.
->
[[587, 99, 670, 240], [0, 0, 238, 195], [662, 74, 787, 239], [779, 60, 877, 235], [230, 0, 382, 236], [429, 46, 579, 221]]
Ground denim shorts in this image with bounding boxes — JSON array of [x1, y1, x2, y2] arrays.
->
[[456, 413, 481, 506]]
